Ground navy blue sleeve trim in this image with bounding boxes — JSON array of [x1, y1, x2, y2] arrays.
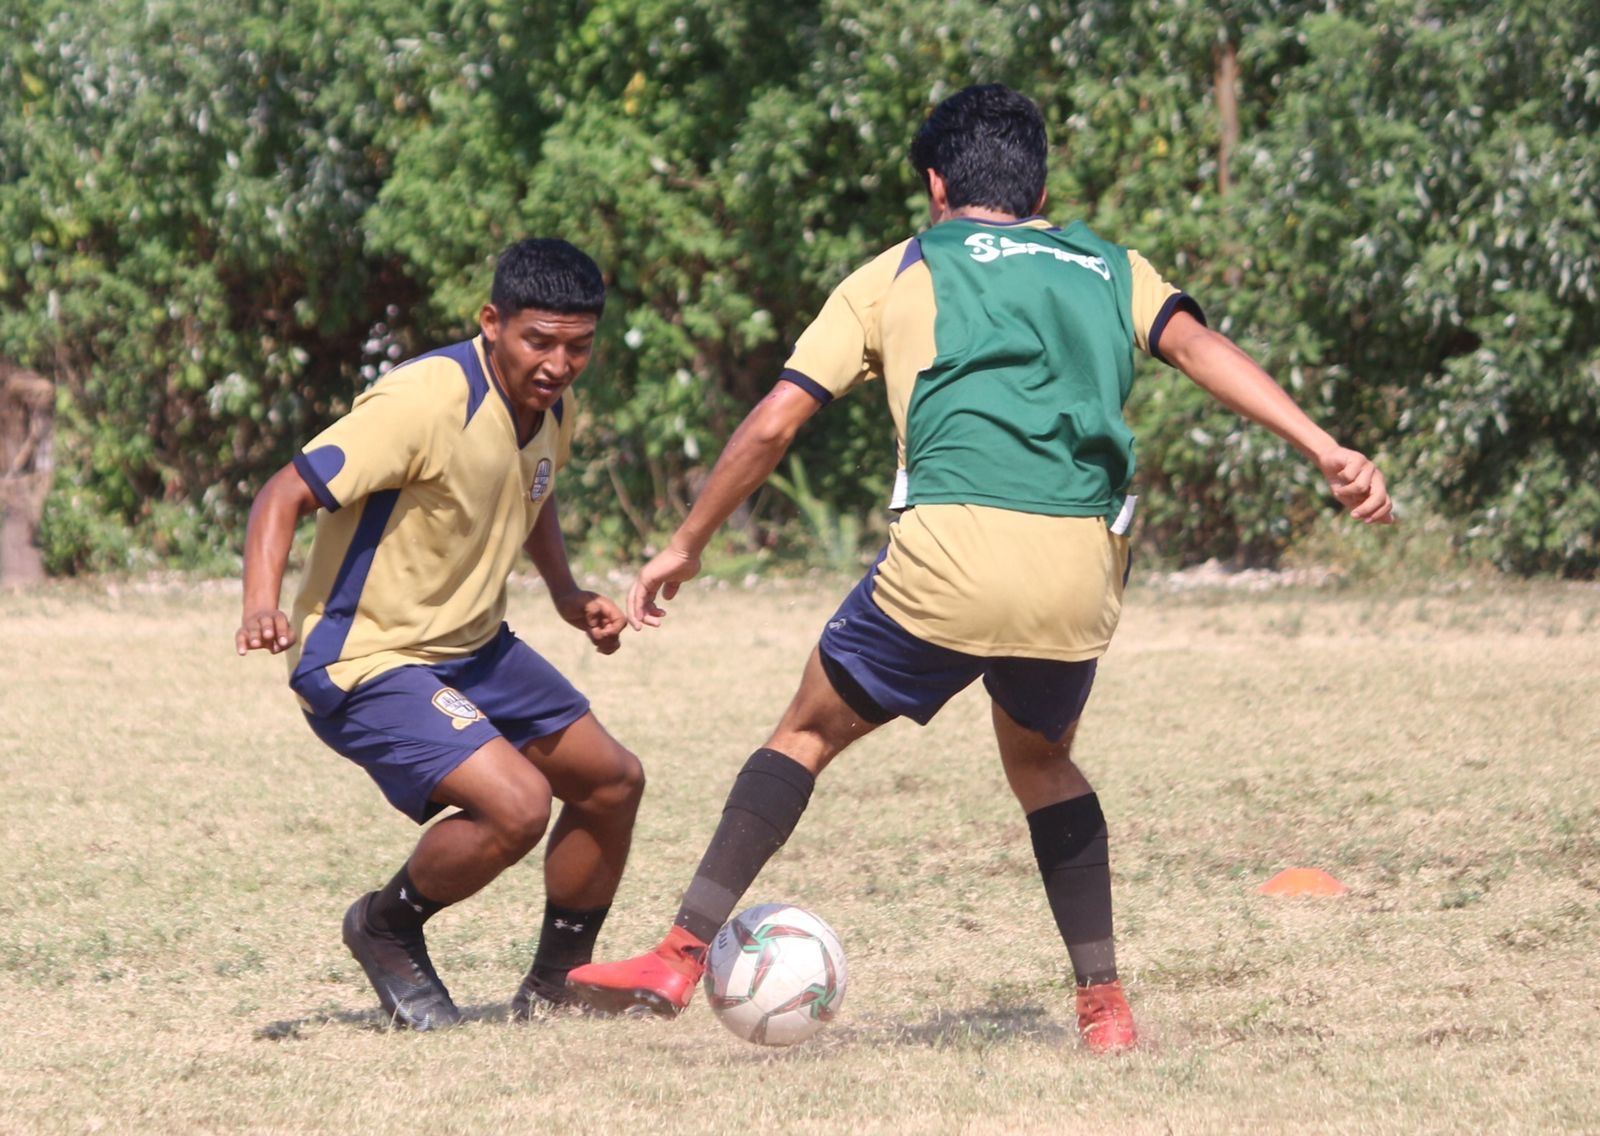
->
[[895, 238, 924, 277], [1148, 293, 1207, 367], [778, 369, 833, 405], [292, 451, 341, 513]]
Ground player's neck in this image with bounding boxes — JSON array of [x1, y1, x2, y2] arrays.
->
[[481, 339, 548, 442], [937, 205, 1029, 225]]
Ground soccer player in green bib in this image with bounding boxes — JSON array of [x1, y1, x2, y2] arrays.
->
[[237, 239, 645, 1030], [568, 85, 1395, 1052]]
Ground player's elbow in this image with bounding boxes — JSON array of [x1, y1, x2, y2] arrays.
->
[[1160, 318, 1226, 374], [737, 383, 821, 453], [1168, 327, 1260, 395], [744, 415, 802, 452], [261, 462, 323, 521], [735, 405, 804, 458]]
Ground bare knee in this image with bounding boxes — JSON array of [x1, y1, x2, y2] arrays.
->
[[586, 748, 646, 815], [486, 789, 552, 862], [995, 713, 1092, 813]]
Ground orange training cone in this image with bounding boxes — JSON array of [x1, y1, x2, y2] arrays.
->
[[1259, 867, 1348, 897]]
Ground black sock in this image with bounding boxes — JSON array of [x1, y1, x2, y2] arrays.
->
[[1027, 793, 1119, 987], [366, 864, 446, 933], [526, 901, 610, 992], [674, 748, 816, 943]]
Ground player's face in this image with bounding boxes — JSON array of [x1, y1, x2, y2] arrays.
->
[[481, 305, 599, 413]]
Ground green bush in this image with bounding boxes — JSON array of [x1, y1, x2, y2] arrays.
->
[[3, 0, 1597, 578], [36, 480, 133, 577]]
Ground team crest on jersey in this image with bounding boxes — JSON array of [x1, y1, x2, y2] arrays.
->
[[530, 458, 553, 502], [432, 687, 483, 731]]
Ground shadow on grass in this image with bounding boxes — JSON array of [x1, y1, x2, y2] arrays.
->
[[836, 1002, 1071, 1048], [256, 998, 1071, 1050], [255, 998, 581, 1040]]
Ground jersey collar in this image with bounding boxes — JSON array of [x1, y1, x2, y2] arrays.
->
[[477, 335, 547, 448]]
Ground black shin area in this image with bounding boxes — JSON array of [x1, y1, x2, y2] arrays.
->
[[525, 901, 611, 995], [674, 748, 816, 942], [366, 864, 446, 933], [1027, 793, 1118, 987]]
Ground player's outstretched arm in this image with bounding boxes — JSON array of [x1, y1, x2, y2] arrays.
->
[[236, 464, 321, 655], [629, 380, 824, 630], [525, 492, 626, 655], [1159, 311, 1396, 525]]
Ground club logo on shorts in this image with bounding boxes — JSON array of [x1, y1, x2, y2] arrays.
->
[[431, 687, 483, 731], [529, 458, 553, 503]]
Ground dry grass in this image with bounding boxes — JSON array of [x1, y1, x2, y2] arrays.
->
[[2, 572, 1598, 1134]]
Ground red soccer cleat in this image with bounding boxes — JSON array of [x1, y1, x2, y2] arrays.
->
[[566, 926, 708, 1017], [1076, 980, 1138, 1054]]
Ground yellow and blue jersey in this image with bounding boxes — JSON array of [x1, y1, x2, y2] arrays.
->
[[782, 217, 1203, 661], [285, 335, 575, 715]]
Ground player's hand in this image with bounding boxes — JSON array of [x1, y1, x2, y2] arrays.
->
[[236, 609, 296, 655], [628, 545, 703, 631], [554, 589, 627, 655], [1317, 447, 1397, 525]]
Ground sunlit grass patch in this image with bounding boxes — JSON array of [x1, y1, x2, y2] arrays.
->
[[1, 575, 1597, 1133]]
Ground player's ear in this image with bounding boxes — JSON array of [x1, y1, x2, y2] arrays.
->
[[1034, 186, 1048, 215], [927, 169, 951, 221], [479, 303, 501, 345]]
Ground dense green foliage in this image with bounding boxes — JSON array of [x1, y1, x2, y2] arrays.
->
[[2, 0, 1596, 575]]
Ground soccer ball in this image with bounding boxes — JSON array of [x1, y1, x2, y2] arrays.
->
[[702, 903, 847, 1046]]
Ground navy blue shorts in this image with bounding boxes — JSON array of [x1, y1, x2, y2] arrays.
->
[[304, 625, 589, 823], [816, 569, 1097, 743]]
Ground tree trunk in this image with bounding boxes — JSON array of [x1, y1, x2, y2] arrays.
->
[[0, 361, 55, 588], [1215, 39, 1239, 198]]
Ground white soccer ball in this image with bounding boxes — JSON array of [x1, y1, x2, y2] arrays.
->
[[702, 903, 847, 1046]]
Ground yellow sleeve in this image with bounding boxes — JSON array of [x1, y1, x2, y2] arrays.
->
[[1128, 249, 1183, 356], [295, 360, 461, 511], [781, 239, 913, 400]]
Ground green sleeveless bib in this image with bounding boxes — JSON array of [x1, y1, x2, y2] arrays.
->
[[905, 219, 1138, 518]]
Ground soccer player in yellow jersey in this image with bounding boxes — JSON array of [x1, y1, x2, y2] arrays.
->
[[569, 86, 1395, 1051], [237, 239, 645, 1030]]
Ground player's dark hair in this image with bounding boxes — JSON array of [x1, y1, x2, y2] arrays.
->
[[910, 84, 1048, 219], [491, 238, 607, 317]]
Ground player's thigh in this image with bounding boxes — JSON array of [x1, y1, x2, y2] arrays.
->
[[430, 733, 555, 835], [304, 663, 523, 824], [813, 566, 985, 734], [768, 647, 887, 773], [441, 626, 633, 801], [981, 654, 1099, 745], [519, 711, 644, 809]]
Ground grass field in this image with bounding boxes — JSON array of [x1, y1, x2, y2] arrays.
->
[[2, 572, 1598, 1134]]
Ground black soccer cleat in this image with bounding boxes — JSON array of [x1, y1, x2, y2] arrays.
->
[[341, 893, 462, 1031], [510, 968, 592, 1021]]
